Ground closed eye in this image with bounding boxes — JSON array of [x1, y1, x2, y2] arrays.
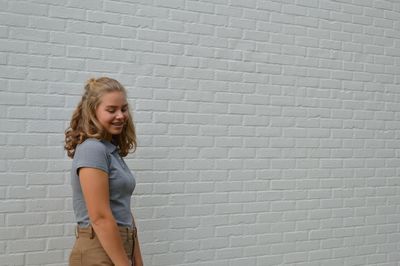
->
[[106, 104, 128, 113]]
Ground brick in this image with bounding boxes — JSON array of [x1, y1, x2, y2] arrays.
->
[[102, 0, 137, 14], [25, 250, 64, 265], [30, 17, 66, 31], [27, 94, 65, 107], [49, 5, 85, 19], [48, 236, 75, 250], [9, 27, 49, 42], [0, 92, 26, 105], [26, 120, 64, 133], [0, 13, 28, 27], [86, 59, 120, 72], [9, 54, 48, 68], [9, 1, 47, 15], [49, 57, 86, 71], [103, 24, 137, 38], [186, 0, 214, 14], [27, 225, 64, 238], [8, 239, 45, 253], [28, 68, 66, 81], [7, 213, 46, 226], [0, 255, 24, 265]]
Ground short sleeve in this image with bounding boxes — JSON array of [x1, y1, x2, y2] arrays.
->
[[73, 139, 110, 176]]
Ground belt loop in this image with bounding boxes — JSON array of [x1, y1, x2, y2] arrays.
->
[[90, 225, 95, 239], [133, 227, 137, 239]]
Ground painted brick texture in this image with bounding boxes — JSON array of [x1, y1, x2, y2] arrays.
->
[[1, 0, 400, 265]]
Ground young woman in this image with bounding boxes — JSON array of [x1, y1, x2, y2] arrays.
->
[[65, 77, 143, 266]]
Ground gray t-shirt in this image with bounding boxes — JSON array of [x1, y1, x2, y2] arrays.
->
[[71, 138, 136, 227]]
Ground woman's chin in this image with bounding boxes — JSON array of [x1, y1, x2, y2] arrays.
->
[[106, 129, 123, 136]]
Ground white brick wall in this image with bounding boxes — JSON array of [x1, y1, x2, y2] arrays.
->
[[1, 0, 400, 265]]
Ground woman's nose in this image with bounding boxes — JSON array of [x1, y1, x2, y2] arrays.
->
[[116, 110, 124, 119]]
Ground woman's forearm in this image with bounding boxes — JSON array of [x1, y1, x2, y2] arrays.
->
[[92, 217, 131, 266]]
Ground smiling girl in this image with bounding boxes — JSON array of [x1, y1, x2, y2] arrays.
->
[[65, 77, 143, 266]]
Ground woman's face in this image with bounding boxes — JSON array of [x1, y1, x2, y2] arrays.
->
[[95, 91, 129, 137]]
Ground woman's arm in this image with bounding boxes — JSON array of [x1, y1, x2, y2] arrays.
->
[[132, 215, 144, 266], [79, 167, 131, 266]]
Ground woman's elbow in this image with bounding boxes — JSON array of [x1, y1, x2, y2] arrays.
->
[[89, 212, 114, 226]]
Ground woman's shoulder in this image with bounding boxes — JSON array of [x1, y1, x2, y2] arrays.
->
[[72, 138, 111, 171], [76, 138, 108, 154]]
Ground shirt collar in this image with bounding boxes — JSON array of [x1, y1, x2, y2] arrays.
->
[[101, 140, 117, 153]]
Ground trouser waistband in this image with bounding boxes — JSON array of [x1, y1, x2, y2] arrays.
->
[[75, 225, 137, 239]]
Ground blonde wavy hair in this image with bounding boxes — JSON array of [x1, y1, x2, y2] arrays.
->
[[65, 77, 137, 158]]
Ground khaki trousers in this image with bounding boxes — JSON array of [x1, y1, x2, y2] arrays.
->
[[69, 225, 136, 266]]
